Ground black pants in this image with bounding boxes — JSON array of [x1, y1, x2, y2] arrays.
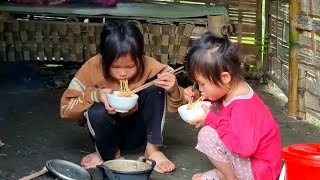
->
[[84, 81, 166, 161]]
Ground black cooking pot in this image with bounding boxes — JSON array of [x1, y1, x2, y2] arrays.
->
[[98, 158, 156, 180]]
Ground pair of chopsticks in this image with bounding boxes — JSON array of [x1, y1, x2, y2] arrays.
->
[[127, 66, 185, 96], [187, 82, 197, 110]]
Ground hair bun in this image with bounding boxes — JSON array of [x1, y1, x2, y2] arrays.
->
[[221, 23, 236, 37]]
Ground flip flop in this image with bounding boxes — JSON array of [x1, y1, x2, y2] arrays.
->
[[202, 169, 220, 180]]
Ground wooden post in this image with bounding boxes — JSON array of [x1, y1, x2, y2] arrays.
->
[[297, 70, 306, 119], [255, 0, 263, 70], [208, 15, 226, 36], [288, 0, 300, 116]]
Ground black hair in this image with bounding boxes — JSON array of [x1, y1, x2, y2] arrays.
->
[[99, 20, 145, 80], [185, 23, 243, 87]]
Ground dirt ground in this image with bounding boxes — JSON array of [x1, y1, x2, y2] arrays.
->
[[0, 64, 319, 180]]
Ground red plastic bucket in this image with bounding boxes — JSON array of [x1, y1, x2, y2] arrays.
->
[[282, 144, 320, 180]]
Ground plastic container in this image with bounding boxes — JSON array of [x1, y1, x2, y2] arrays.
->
[[282, 144, 320, 180]]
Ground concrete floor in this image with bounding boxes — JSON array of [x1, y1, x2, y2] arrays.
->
[[0, 67, 320, 180]]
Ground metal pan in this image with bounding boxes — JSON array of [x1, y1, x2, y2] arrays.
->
[[46, 159, 91, 180], [19, 159, 91, 180]]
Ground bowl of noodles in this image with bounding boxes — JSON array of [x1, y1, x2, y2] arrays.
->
[[107, 80, 139, 113], [178, 97, 211, 122]]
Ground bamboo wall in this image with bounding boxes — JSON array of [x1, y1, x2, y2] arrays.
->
[[268, 0, 320, 117], [0, 16, 195, 65], [130, 0, 262, 71], [268, 0, 290, 87], [0, 0, 261, 66], [229, 0, 259, 58], [131, 0, 260, 57], [295, 0, 320, 114]]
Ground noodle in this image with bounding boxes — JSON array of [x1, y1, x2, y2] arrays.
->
[[118, 80, 132, 97], [189, 96, 204, 109]]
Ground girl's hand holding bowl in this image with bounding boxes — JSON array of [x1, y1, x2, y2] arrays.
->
[[100, 88, 116, 114], [178, 101, 211, 128], [106, 91, 139, 113]]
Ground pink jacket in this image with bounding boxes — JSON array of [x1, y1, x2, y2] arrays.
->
[[205, 92, 282, 180]]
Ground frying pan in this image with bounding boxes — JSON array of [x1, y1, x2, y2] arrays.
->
[[19, 159, 91, 180]]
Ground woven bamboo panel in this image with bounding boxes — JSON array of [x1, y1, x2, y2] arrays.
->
[[268, 0, 290, 85], [283, 64, 289, 84], [296, 33, 320, 69], [0, 0, 259, 65], [278, 43, 289, 64], [300, 0, 320, 16], [269, 1, 289, 21], [229, 0, 259, 60], [293, 0, 320, 114], [271, 59, 289, 84], [142, 23, 194, 65], [306, 91, 320, 113], [229, 0, 257, 47], [306, 77, 320, 96], [270, 17, 289, 43], [0, 20, 102, 62], [129, 0, 259, 58], [295, 13, 313, 31], [0, 19, 194, 64]]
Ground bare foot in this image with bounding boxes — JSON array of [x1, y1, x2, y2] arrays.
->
[[192, 169, 220, 180], [80, 152, 103, 168], [192, 173, 203, 180], [145, 143, 175, 173], [81, 150, 123, 168]]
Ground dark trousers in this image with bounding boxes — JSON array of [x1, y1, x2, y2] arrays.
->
[[85, 81, 166, 161]]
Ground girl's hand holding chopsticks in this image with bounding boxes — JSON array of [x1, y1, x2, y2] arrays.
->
[[155, 72, 181, 100], [184, 85, 201, 102], [154, 72, 179, 95], [129, 66, 184, 97]]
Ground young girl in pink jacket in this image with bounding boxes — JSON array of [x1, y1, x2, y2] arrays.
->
[[184, 26, 282, 180]]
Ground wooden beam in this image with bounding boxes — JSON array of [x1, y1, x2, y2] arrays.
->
[[288, 0, 299, 116]]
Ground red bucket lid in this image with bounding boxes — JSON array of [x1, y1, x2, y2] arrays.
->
[[282, 144, 320, 167]]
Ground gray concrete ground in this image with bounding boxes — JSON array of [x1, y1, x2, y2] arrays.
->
[[0, 65, 320, 180]]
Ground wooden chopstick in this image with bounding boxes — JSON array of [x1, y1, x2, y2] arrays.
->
[[128, 66, 185, 95], [131, 81, 155, 94], [187, 82, 197, 110]]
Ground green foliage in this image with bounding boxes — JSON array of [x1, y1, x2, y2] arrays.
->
[[255, 33, 269, 55]]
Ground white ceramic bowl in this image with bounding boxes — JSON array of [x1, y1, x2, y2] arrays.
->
[[177, 101, 212, 122], [107, 91, 139, 113]]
